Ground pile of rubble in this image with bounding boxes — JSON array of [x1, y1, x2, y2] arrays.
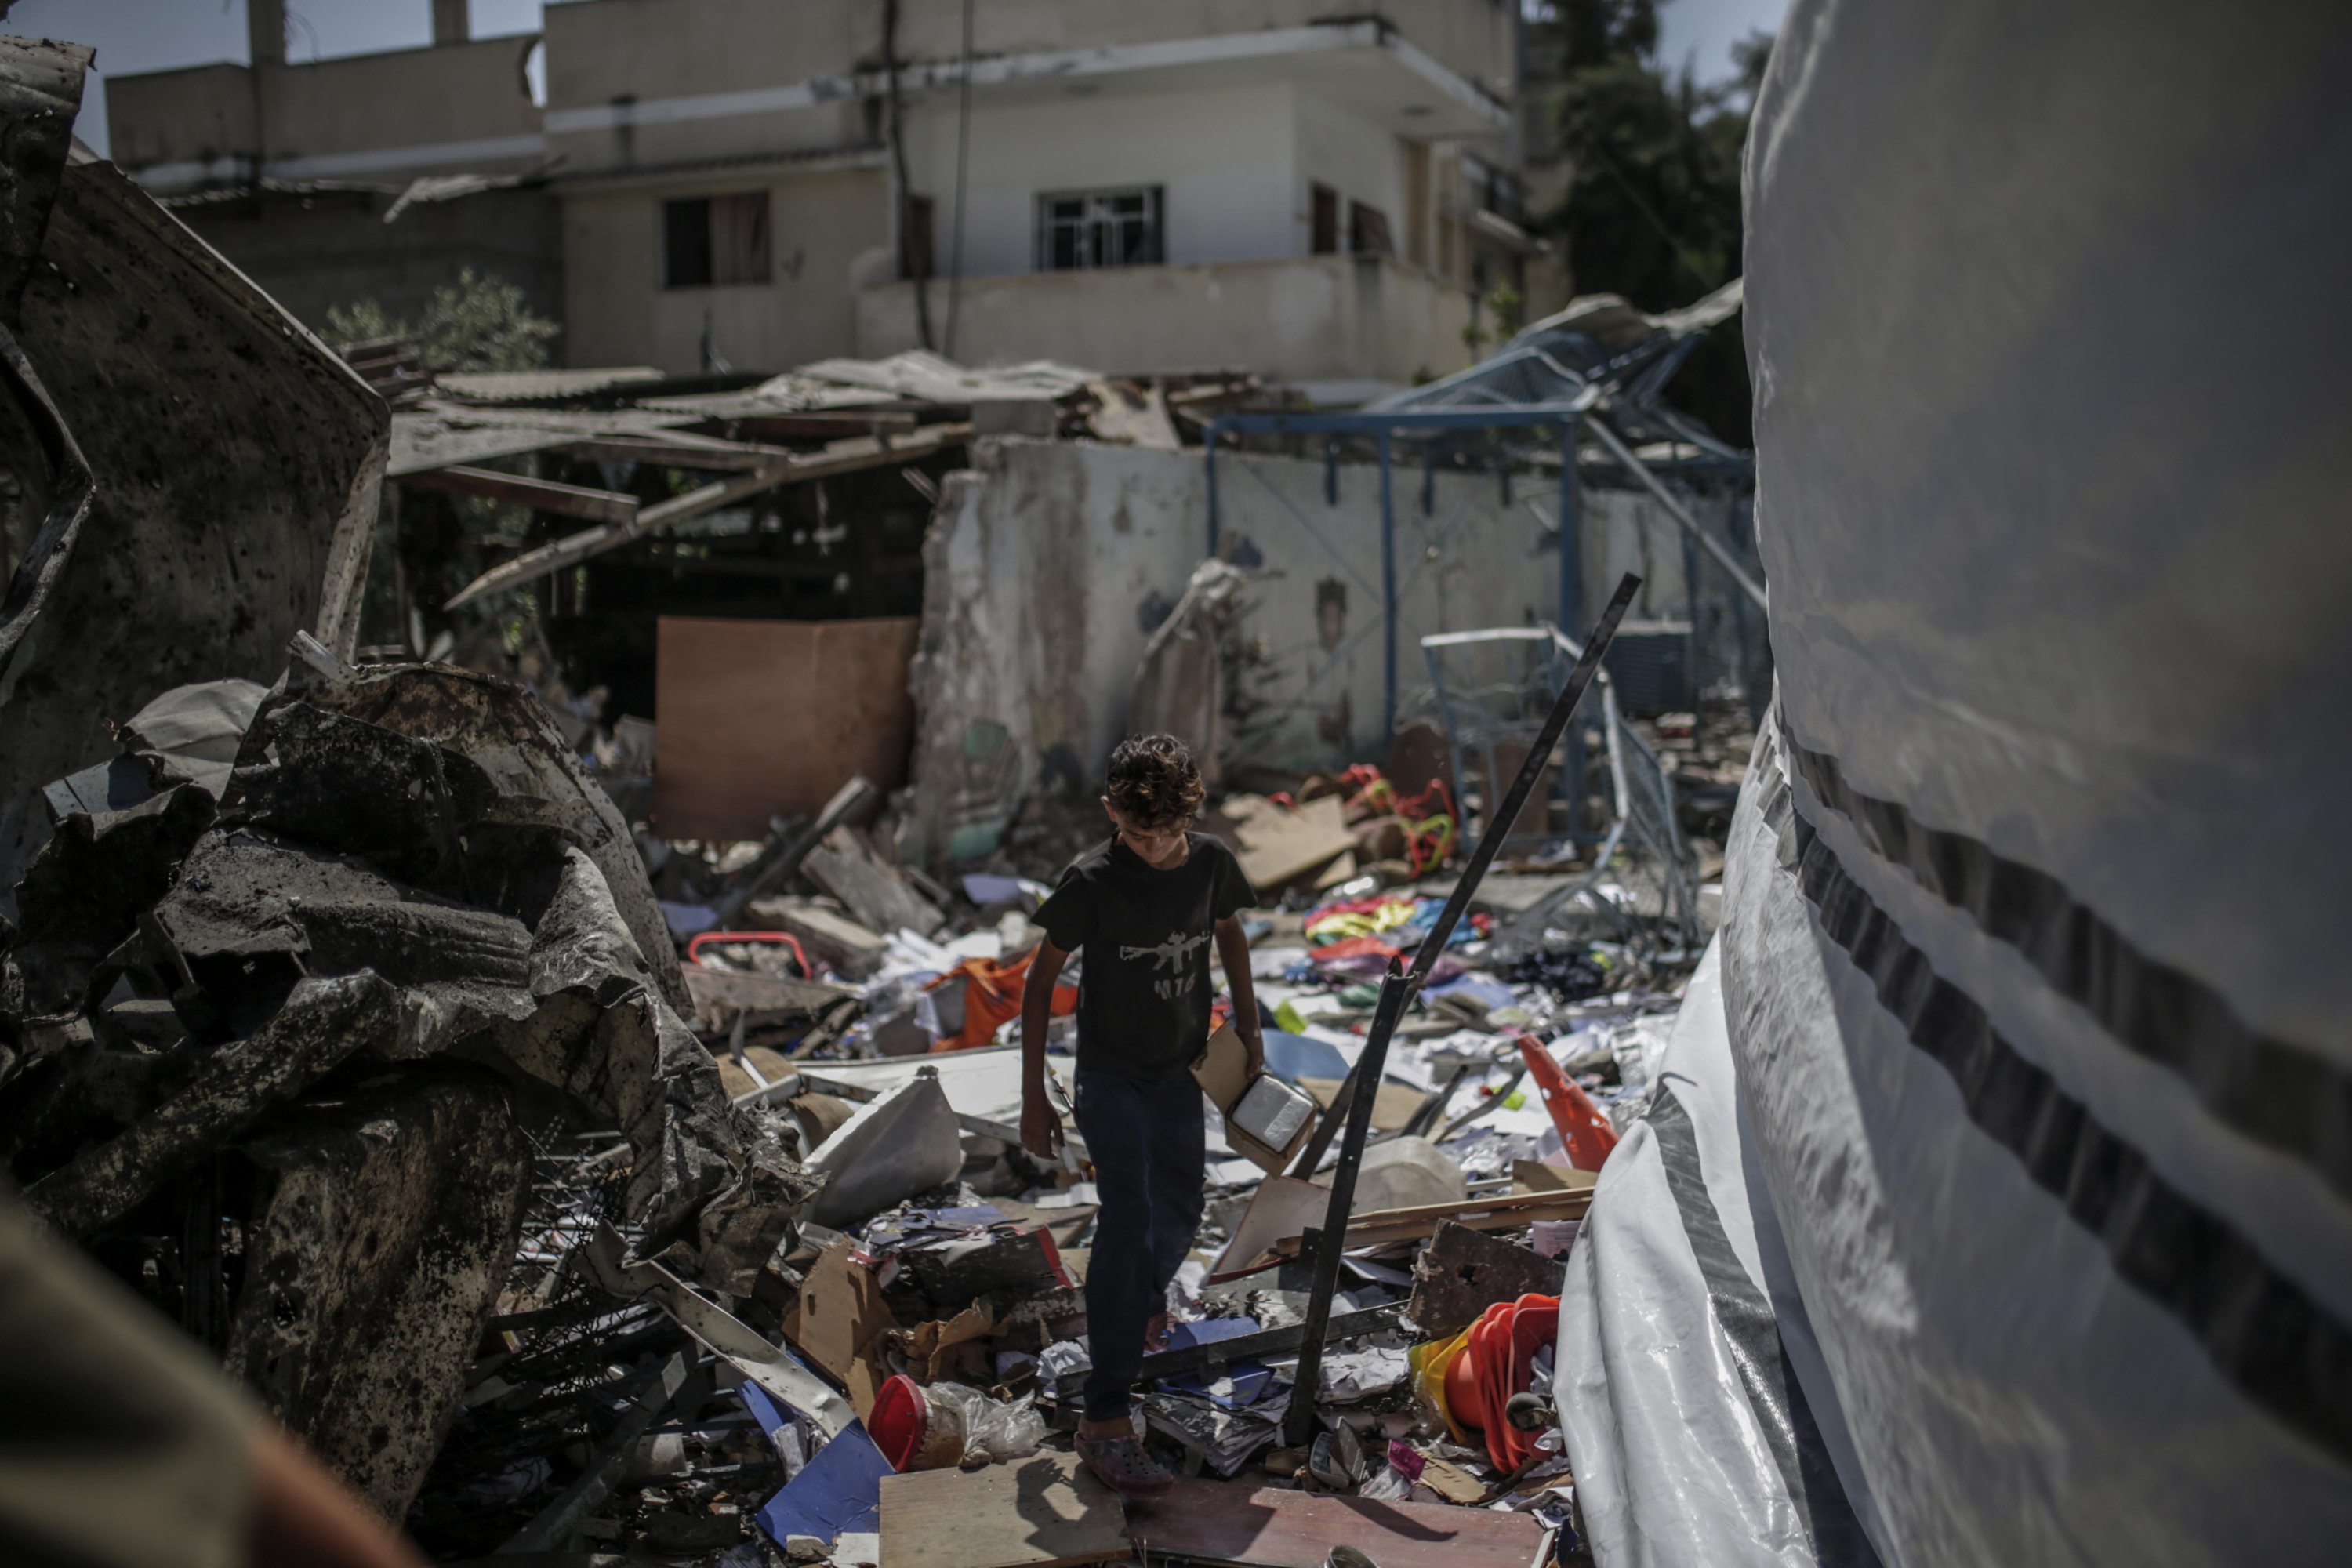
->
[[418, 727, 1697, 1563], [0, 40, 1721, 1565], [1, 641, 1704, 1566]]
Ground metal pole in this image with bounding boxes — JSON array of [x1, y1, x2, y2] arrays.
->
[[1280, 571, 1643, 1447], [1205, 419, 1225, 557], [1583, 414, 1766, 611], [1558, 415, 1584, 843], [1380, 429, 1396, 745], [1557, 416, 1581, 633]]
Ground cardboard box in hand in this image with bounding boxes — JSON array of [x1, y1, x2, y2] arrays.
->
[[1192, 1022, 1319, 1174]]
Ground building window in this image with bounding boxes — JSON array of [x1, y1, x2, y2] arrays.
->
[[664, 192, 771, 287], [1348, 201, 1394, 258], [1310, 183, 1338, 255], [1036, 187, 1164, 270]]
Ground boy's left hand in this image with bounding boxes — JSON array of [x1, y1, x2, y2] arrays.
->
[[1236, 1016, 1264, 1080]]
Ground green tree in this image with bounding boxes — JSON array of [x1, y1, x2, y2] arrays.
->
[[1534, 1, 1769, 443], [325, 267, 559, 374]]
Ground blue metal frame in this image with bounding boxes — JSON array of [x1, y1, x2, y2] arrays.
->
[[1203, 403, 1589, 742]]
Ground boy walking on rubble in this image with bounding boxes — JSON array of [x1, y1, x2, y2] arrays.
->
[[1019, 734, 1260, 1500]]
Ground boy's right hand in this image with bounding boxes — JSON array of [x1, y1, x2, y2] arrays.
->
[[1020, 1090, 1064, 1161]]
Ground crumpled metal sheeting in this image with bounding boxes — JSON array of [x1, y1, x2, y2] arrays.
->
[[24, 971, 406, 1236], [0, 154, 387, 898], [279, 664, 691, 1017], [223, 700, 510, 897], [224, 1065, 535, 1519], [151, 828, 535, 1029], [5, 781, 215, 1020], [490, 845, 817, 1295]]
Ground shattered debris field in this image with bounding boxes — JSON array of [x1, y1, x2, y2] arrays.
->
[[0, 32, 1751, 1565], [6, 652, 1731, 1566]]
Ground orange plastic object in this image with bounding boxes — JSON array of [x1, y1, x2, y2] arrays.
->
[[1443, 1294, 1562, 1472], [1517, 1031, 1619, 1171], [924, 949, 1076, 1051]]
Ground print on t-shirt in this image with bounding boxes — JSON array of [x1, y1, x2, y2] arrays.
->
[[1121, 929, 1210, 997]]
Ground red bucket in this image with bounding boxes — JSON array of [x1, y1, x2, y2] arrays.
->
[[869, 1374, 965, 1472]]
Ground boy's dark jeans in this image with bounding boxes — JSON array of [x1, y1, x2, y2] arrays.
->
[[1073, 1067, 1205, 1422]]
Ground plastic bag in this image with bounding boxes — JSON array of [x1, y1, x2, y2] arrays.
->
[[924, 1382, 1047, 1464]]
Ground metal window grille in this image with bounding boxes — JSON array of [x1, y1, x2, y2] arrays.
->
[[1036, 187, 1163, 270]]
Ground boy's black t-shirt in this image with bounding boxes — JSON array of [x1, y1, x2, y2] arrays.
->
[[1035, 833, 1256, 1082]]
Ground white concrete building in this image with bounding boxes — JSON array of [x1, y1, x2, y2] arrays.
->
[[107, 1, 1543, 394]]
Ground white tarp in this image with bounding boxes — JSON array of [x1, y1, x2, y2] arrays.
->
[[1557, 943, 1882, 1568], [1563, 3, 2352, 1563]]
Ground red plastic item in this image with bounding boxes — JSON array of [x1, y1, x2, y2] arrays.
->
[[1516, 1032, 1620, 1171], [869, 1374, 926, 1471], [1312, 935, 1403, 962], [685, 930, 811, 978], [1443, 1294, 1562, 1472]]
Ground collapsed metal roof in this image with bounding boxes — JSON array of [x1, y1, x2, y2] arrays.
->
[[1372, 277, 1747, 460]]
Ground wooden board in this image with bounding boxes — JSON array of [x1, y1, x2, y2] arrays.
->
[[804, 826, 945, 937], [1124, 1476, 1545, 1568], [651, 615, 918, 840], [680, 966, 856, 1031], [878, 1452, 1128, 1568]]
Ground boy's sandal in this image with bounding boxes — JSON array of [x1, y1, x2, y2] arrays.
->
[[1076, 1432, 1174, 1499]]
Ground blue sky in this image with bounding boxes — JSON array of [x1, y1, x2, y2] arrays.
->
[[11, 0, 1790, 158]]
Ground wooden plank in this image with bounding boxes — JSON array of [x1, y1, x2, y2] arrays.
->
[[1124, 1476, 1545, 1568], [804, 826, 946, 938], [679, 967, 857, 1032], [563, 434, 798, 469], [1406, 1220, 1567, 1337], [1257, 1189, 1592, 1262], [649, 616, 920, 841], [441, 422, 970, 608], [728, 412, 920, 439], [395, 464, 638, 524], [878, 1453, 1129, 1568], [1349, 1188, 1595, 1227]]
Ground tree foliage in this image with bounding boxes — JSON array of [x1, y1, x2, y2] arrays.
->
[[1534, 1, 1770, 443], [325, 267, 560, 375]]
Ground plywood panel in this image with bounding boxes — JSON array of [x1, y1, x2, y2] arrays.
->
[[1125, 1477, 1546, 1568], [652, 615, 919, 840], [878, 1453, 1130, 1568]]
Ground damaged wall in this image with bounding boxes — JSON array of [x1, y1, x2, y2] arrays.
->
[[904, 437, 1640, 865], [0, 149, 387, 903]]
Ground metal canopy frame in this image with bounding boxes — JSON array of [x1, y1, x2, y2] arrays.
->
[[1203, 397, 1595, 742]]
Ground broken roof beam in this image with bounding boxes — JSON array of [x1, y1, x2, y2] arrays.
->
[[397, 463, 639, 525], [724, 411, 920, 439], [441, 420, 971, 610], [561, 434, 798, 469]]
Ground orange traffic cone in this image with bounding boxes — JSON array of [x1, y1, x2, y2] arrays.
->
[[1517, 1032, 1619, 1171]]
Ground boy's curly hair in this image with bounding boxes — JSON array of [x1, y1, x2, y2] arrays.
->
[[1105, 734, 1205, 829]]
